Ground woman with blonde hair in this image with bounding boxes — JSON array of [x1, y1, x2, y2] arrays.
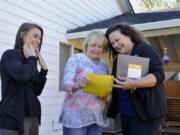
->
[[59, 30, 109, 135]]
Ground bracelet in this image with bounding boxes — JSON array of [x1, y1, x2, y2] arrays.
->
[[133, 86, 137, 91], [131, 86, 137, 93], [132, 81, 138, 91]]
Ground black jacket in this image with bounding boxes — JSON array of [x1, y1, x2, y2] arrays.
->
[[107, 43, 167, 121], [0, 49, 47, 134]]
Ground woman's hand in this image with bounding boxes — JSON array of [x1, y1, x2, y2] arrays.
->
[[113, 74, 157, 90], [23, 44, 36, 58], [73, 77, 90, 92], [78, 77, 90, 89], [98, 94, 112, 102], [35, 50, 48, 70], [113, 76, 137, 90]]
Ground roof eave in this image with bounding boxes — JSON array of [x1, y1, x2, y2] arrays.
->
[[66, 18, 180, 40]]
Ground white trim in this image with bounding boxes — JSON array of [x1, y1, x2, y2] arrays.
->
[[66, 29, 106, 39], [66, 18, 180, 39]]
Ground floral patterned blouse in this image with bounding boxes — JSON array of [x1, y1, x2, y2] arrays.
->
[[59, 53, 109, 128]]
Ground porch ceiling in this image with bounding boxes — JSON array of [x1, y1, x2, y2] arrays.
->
[[148, 33, 180, 71]]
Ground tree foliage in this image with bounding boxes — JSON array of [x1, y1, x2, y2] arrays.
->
[[135, 0, 180, 11]]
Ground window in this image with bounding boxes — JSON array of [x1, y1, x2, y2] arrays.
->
[[165, 71, 180, 80], [59, 43, 83, 91], [74, 47, 83, 54], [59, 42, 71, 91]]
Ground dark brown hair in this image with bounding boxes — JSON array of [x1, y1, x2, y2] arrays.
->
[[14, 22, 43, 59], [105, 22, 146, 58]]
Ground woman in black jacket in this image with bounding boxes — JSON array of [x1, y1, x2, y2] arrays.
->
[[0, 22, 48, 135], [105, 22, 166, 135]]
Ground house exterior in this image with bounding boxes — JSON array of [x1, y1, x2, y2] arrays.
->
[[66, 5, 180, 134], [67, 9, 180, 104], [0, 0, 122, 135], [1, 0, 180, 134], [67, 10, 180, 73]]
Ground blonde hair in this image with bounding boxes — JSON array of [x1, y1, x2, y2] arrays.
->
[[83, 30, 108, 52]]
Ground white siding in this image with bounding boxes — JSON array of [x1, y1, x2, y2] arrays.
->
[[0, 0, 121, 135]]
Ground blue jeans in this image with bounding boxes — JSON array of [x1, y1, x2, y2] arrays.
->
[[63, 124, 102, 135]]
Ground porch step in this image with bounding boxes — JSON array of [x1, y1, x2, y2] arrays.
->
[[161, 127, 180, 134]]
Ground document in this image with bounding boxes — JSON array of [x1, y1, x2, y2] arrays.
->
[[127, 64, 142, 79], [83, 73, 114, 96], [117, 54, 150, 79]]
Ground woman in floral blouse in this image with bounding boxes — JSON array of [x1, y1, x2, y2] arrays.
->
[[59, 30, 109, 135]]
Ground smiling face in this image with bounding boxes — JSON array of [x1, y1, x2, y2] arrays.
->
[[22, 27, 42, 50], [108, 30, 134, 54], [84, 31, 108, 63], [86, 43, 104, 62]]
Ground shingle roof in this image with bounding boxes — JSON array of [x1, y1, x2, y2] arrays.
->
[[67, 10, 180, 33]]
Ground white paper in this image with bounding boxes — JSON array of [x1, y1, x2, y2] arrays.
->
[[127, 64, 142, 79]]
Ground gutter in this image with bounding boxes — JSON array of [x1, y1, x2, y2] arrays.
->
[[125, 0, 135, 14], [66, 18, 180, 39]]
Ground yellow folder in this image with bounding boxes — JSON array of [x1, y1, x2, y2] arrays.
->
[[83, 73, 114, 96]]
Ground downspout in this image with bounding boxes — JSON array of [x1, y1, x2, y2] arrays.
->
[[125, 0, 135, 14]]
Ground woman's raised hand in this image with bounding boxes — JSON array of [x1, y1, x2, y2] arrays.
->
[[35, 50, 48, 70], [23, 44, 36, 58]]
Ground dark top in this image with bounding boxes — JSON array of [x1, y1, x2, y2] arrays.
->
[[0, 49, 48, 134], [107, 43, 167, 121], [118, 89, 135, 116]]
